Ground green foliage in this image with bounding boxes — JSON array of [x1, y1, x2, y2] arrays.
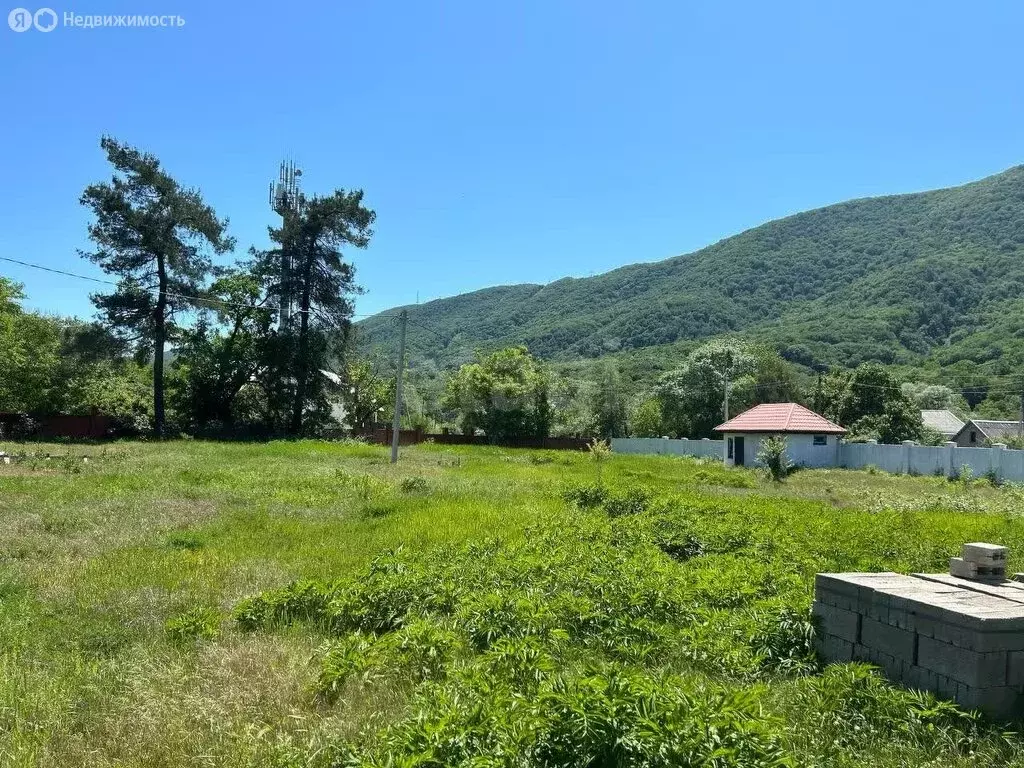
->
[[337, 355, 395, 432], [165, 606, 220, 643], [234, 510, 804, 766], [560, 483, 653, 516], [443, 346, 552, 439], [168, 269, 276, 435], [757, 436, 792, 482], [587, 437, 611, 485], [590, 361, 628, 438], [398, 476, 429, 494], [358, 166, 1024, 395], [9, 440, 1024, 764], [251, 189, 375, 436], [80, 136, 234, 436], [628, 395, 663, 437], [818, 364, 922, 443], [656, 341, 804, 438], [901, 382, 969, 418], [749, 607, 819, 675], [0, 277, 152, 427]]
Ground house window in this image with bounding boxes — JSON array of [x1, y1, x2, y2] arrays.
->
[[813, 435, 827, 446], [970, 431, 977, 444], [727, 437, 734, 458]]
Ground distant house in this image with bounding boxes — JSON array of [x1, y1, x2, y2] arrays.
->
[[714, 403, 846, 468], [921, 410, 965, 441], [953, 419, 1023, 447]]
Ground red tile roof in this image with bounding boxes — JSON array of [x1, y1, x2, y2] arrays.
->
[[713, 403, 846, 434]]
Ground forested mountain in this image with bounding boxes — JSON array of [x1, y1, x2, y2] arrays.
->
[[358, 166, 1024, 384]]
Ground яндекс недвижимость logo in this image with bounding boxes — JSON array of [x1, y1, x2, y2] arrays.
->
[[7, 8, 183, 31], [8, 7, 56, 31]]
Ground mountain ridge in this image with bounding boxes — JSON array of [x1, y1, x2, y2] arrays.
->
[[357, 165, 1024, 382]]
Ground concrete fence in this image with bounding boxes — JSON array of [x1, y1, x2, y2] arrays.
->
[[611, 437, 1024, 483], [611, 437, 725, 460]]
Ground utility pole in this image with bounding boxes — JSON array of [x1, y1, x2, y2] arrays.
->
[[719, 348, 734, 423], [390, 309, 408, 464], [723, 374, 730, 423], [1019, 376, 1023, 442]]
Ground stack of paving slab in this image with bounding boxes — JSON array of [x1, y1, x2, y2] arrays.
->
[[814, 543, 1024, 719]]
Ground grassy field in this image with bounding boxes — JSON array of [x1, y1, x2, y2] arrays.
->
[[4, 440, 1024, 766]]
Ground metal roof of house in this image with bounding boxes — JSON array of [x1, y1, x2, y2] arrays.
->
[[955, 419, 1024, 443], [713, 403, 846, 434], [921, 409, 965, 437]]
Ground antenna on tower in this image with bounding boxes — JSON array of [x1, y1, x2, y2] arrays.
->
[[269, 159, 305, 325]]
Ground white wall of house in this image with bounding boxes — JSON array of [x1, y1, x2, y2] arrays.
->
[[721, 432, 840, 468]]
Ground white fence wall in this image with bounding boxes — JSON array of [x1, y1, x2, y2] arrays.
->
[[612, 437, 1024, 483], [611, 438, 723, 460]]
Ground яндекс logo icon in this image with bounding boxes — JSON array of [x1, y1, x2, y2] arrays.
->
[[8, 7, 32, 30]]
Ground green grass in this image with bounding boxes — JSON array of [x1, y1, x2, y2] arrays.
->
[[3, 440, 1024, 766]]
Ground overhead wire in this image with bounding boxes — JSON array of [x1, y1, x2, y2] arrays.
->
[[4, 253, 1024, 397]]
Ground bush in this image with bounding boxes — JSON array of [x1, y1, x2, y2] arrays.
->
[[749, 607, 819, 675], [757, 436, 792, 482], [399, 476, 429, 494], [166, 606, 220, 643], [561, 483, 609, 509], [603, 487, 653, 517]]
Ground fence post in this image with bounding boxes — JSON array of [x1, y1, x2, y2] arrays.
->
[[901, 441, 915, 475], [992, 443, 1006, 482], [679, 437, 688, 457], [945, 441, 956, 479]]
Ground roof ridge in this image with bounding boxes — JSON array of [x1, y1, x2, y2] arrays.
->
[[785, 403, 797, 430]]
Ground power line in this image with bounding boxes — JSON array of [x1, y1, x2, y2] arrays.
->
[[3, 254, 1022, 396], [0, 255, 401, 321]]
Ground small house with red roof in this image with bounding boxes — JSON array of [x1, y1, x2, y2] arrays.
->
[[713, 403, 846, 468]]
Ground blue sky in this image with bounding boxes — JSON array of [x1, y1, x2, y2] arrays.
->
[[2, 0, 1023, 319]]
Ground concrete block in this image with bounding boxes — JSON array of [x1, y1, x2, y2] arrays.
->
[[962, 543, 1008, 565], [812, 601, 861, 644], [816, 634, 854, 663], [815, 586, 857, 612], [951, 556, 1006, 582], [861, 617, 917, 662], [934, 673, 958, 699], [918, 636, 1007, 688], [869, 648, 903, 680], [1007, 651, 1024, 686], [955, 685, 1023, 719], [904, 664, 937, 691], [950, 557, 977, 579]]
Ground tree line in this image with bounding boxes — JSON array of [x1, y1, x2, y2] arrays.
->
[[2, 137, 377, 438], [0, 136, 998, 444], [400, 340, 968, 446]]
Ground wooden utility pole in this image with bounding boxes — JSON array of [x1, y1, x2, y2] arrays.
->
[[390, 310, 408, 464], [1019, 376, 1023, 441]]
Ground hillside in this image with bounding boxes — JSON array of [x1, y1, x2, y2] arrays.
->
[[358, 166, 1024, 380]]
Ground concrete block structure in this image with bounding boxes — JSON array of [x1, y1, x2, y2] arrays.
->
[[814, 565, 1024, 719]]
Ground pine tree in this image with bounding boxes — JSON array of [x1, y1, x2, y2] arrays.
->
[[80, 137, 234, 436], [257, 189, 374, 435]]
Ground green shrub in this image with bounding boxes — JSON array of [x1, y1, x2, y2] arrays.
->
[[657, 533, 706, 562], [166, 606, 220, 643], [561, 483, 609, 509], [749, 607, 819, 675], [757, 436, 792, 482], [603, 487, 653, 517], [399, 476, 429, 494]]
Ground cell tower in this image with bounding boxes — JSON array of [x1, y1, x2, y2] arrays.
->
[[268, 160, 305, 324]]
